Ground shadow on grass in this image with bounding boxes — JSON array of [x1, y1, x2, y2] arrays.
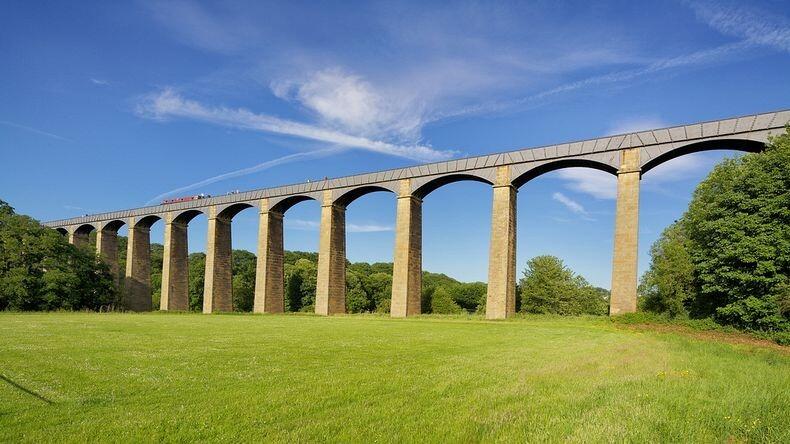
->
[[0, 374, 53, 404]]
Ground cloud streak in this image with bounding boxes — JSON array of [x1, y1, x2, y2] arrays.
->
[[145, 147, 343, 205], [687, 0, 790, 53], [0, 120, 71, 142], [137, 89, 454, 163], [552, 192, 594, 221]]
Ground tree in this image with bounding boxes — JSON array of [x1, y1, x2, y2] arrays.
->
[[639, 222, 695, 317], [681, 130, 790, 331], [0, 200, 116, 311], [232, 250, 256, 311], [519, 255, 607, 315], [430, 287, 464, 314], [188, 253, 205, 311]]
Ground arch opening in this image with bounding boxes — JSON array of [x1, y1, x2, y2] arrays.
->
[[217, 203, 254, 220], [641, 138, 765, 176], [513, 159, 618, 189], [55, 227, 68, 236], [270, 195, 317, 214], [335, 186, 394, 208], [515, 167, 615, 315], [342, 189, 396, 314], [74, 223, 96, 236], [421, 180, 493, 314], [101, 220, 126, 233], [414, 174, 494, 199], [173, 209, 204, 225]]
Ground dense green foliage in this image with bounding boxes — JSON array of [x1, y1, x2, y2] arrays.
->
[[2, 313, 787, 442], [640, 129, 790, 337], [519, 255, 609, 315], [0, 200, 116, 311]]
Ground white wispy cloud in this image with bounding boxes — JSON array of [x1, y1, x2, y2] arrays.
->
[[0, 120, 71, 142], [439, 40, 751, 121], [137, 88, 454, 162], [552, 192, 594, 221], [286, 218, 393, 232], [90, 78, 110, 86], [272, 68, 426, 143], [686, 0, 790, 53], [555, 169, 618, 200]]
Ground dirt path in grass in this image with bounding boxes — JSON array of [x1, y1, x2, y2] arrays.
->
[[614, 323, 789, 354]]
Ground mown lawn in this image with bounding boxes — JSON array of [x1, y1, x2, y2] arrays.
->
[[0, 313, 787, 443]]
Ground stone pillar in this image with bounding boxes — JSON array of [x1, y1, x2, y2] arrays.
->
[[160, 213, 190, 311], [486, 165, 517, 319], [315, 190, 346, 315], [96, 228, 120, 288], [610, 148, 641, 315], [203, 206, 233, 313], [68, 230, 89, 248], [391, 179, 422, 317], [125, 219, 153, 312], [254, 200, 285, 313]]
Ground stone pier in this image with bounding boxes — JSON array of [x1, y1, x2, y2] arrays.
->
[[610, 148, 641, 314], [96, 228, 120, 288], [254, 200, 285, 313], [486, 166, 517, 319], [125, 219, 153, 312], [203, 207, 233, 313], [160, 213, 190, 311], [68, 230, 89, 248], [315, 191, 346, 315], [391, 179, 422, 317]]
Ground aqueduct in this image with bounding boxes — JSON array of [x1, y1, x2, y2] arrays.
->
[[46, 109, 789, 318]]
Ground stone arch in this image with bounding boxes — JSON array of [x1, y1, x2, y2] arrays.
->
[[512, 158, 618, 189], [335, 185, 395, 207], [641, 138, 765, 175], [217, 203, 255, 220], [173, 209, 205, 225], [55, 227, 68, 236], [74, 223, 97, 236], [134, 215, 162, 229], [413, 173, 495, 199], [270, 195, 318, 214], [100, 220, 126, 233]]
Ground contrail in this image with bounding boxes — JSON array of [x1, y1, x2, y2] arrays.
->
[[0, 120, 72, 142], [146, 146, 345, 205]]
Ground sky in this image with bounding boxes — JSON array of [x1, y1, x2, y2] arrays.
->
[[1, 0, 789, 288]]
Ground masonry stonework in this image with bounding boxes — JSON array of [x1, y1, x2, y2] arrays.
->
[[315, 190, 346, 315], [391, 179, 423, 317], [125, 219, 153, 312], [160, 214, 190, 311], [486, 165, 517, 319], [96, 229, 120, 288], [203, 207, 233, 313], [254, 199, 285, 313], [610, 148, 641, 314]]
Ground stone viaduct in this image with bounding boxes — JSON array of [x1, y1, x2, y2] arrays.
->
[[46, 109, 789, 318]]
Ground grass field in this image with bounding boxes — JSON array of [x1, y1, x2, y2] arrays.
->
[[1, 313, 788, 443]]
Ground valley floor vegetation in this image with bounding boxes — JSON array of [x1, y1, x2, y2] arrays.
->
[[0, 313, 787, 443]]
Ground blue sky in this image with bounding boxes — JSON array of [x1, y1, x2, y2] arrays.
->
[[1, 0, 789, 288]]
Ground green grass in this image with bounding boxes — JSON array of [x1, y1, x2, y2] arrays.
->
[[1, 313, 788, 443]]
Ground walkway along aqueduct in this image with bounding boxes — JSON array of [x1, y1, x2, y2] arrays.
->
[[46, 110, 789, 318]]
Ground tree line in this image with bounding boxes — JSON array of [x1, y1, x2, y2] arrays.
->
[[0, 199, 607, 315], [639, 128, 789, 341]]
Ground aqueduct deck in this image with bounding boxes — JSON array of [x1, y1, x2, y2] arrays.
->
[[45, 109, 789, 317]]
